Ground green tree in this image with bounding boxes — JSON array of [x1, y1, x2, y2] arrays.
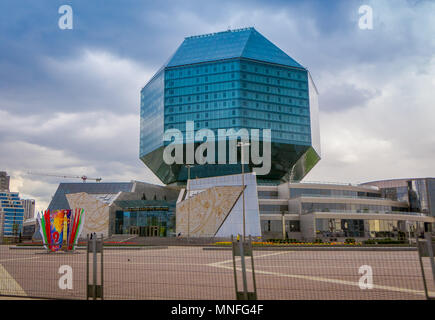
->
[[12, 223, 19, 243]]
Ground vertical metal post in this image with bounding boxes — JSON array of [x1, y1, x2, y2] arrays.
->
[[92, 234, 97, 300], [249, 235, 257, 295], [187, 165, 190, 241], [100, 234, 104, 300], [417, 235, 429, 300], [86, 233, 103, 300], [238, 142, 249, 242], [231, 235, 238, 297], [239, 237, 248, 300], [407, 221, 411, 245], [232, 234, 257, 300], [282, 211, 286, 240], [425, 232, 435, 290], [86, 234, 89, 300], [242, 158, 245, 242]]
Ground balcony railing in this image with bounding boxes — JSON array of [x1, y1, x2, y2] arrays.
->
[[259, 210, 426, 217], [257, 195, 279, 199], [303, 209, 426, 216], [298, 194, 393, 201], [259, 211, 290, 215], [293, 180, 379, 190]]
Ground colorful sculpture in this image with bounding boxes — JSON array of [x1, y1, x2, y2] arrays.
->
[[37, 208, 85, 252]]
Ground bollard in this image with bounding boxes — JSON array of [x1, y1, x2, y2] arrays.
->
[[416, 233, 435, 300], [86, 233, 104, 300], [231, 234, 257, 300]]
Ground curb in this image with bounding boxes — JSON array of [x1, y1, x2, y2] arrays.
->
[[203, 246, 417, 251], [9, 246, 168, 251]]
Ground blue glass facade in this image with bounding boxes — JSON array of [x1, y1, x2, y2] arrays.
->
[[140, 27, 320, 185], [164, 60, 311, 144], [140, 70, 165, 159], [0, 192, 24, 237]]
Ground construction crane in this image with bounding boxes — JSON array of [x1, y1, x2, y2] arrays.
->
[[27, 172, 102, 183]]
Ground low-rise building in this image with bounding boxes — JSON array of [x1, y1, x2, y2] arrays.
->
[[258, 180, 435, 240], [46, 177, 435, 241], [22, 218, 37, 240], [47, 181, 179, 238]]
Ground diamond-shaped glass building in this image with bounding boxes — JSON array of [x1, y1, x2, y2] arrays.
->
[[140, 27, 320, 185]]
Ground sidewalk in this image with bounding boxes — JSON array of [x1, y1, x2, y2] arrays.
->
[[0, 296, 39, 300]]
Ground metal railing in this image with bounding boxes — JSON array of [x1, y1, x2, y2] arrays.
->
[[293, 181, 379, 190], [301, 209, 426, 216], [298, 193, 389, 201], [1, 235, 434, 300]]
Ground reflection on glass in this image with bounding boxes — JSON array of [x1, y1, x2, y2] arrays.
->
[[315, 218, 424, 238]]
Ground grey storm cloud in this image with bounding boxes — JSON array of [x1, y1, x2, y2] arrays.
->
[[0, 50, 152, 115], [320, 84, 381, 112]]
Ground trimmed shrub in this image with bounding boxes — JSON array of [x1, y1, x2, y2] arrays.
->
[[363, 239, 376, 245], [363, 238, 407, 245], [376, 238, 407, 244]]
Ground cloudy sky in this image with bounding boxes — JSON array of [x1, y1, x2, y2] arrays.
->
[[1, 0, 434, 213]]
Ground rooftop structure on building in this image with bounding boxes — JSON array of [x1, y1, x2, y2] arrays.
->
[[0, 171, 10, 191], [22, 199, 35, 220]]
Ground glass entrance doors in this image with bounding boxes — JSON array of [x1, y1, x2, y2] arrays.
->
[[139, 226, 159, 237]]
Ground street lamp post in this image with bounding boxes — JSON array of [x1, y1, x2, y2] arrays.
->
[[237, 142, 250, 241], [406, 221, 414, 245], [185, 164, 194, 241], [281, 211, 286, 240]]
